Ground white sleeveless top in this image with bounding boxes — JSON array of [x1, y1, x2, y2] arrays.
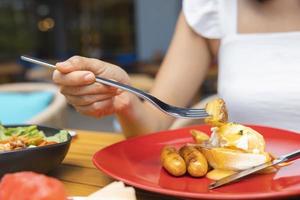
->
[[183, 0, 300, 132]]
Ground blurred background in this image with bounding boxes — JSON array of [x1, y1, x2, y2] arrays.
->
[[0, 0, 217, 132]]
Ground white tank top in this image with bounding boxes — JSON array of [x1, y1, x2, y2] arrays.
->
[[183, 0, 300, 132]]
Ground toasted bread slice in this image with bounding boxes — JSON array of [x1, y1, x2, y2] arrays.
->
[[201, 147, 271, 171]]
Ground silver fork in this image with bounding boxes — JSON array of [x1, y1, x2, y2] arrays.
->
[[21, 55, 209, 119]]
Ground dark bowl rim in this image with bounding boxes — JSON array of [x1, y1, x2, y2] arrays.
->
[[0, 124, 72, 155]]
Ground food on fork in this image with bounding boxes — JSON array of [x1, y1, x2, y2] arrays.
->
[[160, 98, 282, 181], [204, 98, 228, 126]]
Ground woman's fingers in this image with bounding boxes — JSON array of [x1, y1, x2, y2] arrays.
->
[[55, 55, 130, 85], [65, 94, 114, 106], [75, 100, 114, 117], [60, 83, 117, 96], [55, 55, 109, 74], [53, 70, 95, 86], [52, 55, 132, 119]]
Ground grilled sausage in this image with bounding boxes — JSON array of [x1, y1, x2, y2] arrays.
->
[[179, 145, 208, 177], [160, 146, 186, 176]]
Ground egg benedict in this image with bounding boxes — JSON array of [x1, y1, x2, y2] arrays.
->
[[200, 98, 273, 180]]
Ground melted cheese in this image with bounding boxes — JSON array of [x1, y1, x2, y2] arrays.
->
[[206, 169, 236, 181]]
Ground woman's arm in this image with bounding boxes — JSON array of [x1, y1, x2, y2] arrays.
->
[[117, 12, 212, 137], [53, 12, 212, 138]]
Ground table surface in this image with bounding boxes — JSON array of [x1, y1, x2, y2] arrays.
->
[[49, 130, 177, 200]]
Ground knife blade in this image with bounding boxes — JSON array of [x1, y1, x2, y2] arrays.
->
[[209, 149, 300, 189]]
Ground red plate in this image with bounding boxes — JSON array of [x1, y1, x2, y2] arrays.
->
[[93, 125, 300, 199]]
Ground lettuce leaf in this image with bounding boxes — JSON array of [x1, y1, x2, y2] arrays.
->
[[0, 124, 7, 140], [46, 130, 69, 143], [0, 125, 68, 145]]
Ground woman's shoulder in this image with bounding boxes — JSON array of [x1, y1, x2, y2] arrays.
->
[[182, 0, 223, 39]]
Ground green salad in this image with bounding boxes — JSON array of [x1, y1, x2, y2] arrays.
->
[[0, 124, 69, 152]]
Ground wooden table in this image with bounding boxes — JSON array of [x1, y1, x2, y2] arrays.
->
[[49, 130, 177, 200]]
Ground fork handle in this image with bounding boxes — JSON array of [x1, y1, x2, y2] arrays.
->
[[20, 55, 169, 115], [95, 76, 163, 105]]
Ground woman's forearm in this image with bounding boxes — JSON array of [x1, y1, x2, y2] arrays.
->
[[117, 12, 212, 138]]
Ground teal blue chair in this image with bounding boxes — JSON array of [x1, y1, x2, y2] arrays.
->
[[0, 83, 67, 127]]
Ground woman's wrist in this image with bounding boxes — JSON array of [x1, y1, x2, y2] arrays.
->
[[115, 93, 155, 137], [115, 92, 139, 117]]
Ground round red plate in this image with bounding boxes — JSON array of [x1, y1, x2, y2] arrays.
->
[[93, 125, 300, 199]]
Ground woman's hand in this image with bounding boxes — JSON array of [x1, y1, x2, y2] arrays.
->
[[52, 56, 132, 118]]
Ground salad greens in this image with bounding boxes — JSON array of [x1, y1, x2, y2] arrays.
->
[[0, 124, 69, 146]]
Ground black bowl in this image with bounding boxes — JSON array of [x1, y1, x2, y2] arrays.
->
[[0, 125, 72, 177]]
